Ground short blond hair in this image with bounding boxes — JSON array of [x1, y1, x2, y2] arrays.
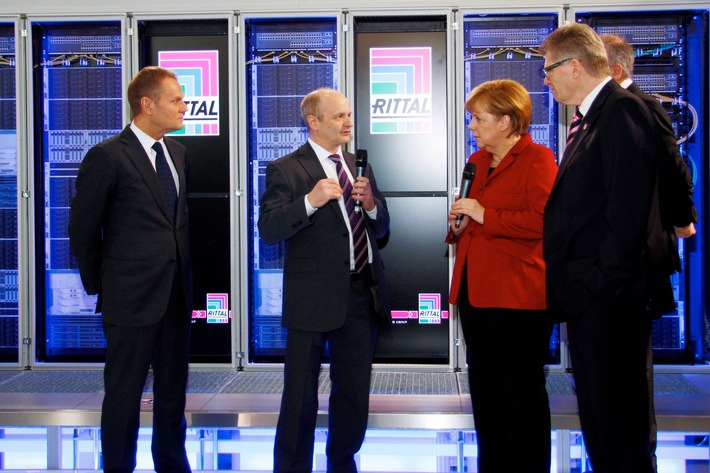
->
[[540, 22, 610, 78]]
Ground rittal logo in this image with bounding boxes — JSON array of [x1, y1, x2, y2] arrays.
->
[[370, 47, 432, 134], [159, 50, 220, 136], [391, 293, 448, 325], [192, 293, 231, 324]]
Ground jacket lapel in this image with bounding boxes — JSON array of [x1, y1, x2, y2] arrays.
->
[[296, 143, 349, 224], [120, 127, 175, 223], [165, 138, 187, 222], [552, 81, 617, 189]]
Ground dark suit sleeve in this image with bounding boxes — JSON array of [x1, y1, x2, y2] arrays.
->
[[596, 94, 657, 295], [68, 143, 117, 295], [258, 160, 313, 245]]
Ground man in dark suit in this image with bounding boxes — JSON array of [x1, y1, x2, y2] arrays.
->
[[602, 33, 698, 472], [69, 66, 192, 473], [541, 23, 659, 473], [259, 88, 389, 473]]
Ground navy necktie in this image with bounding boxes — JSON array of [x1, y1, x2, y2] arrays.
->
[[152, 141, 177, 220], [328, 154, 368, 274]]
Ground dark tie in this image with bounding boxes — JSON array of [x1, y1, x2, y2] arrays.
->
[[566, 107, 583, 148], [152, 141, 177, 219], [328, 154, 368, 274]]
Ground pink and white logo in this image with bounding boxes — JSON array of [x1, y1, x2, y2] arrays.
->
[[370, 47, 432, 134], [159, 50, 220, 136]]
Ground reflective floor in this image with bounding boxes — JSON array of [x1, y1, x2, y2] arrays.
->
[[0, 427, 708, 472], [0, 369, 708, 472]]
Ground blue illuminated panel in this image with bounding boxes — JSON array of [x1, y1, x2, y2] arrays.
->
[[579, 12, 706, 362], [0, 24, 17, 362], [34, 22, 123, 360], [463, 16, 558, 157], [245, 18, 338, 362], [462, 14, 560, 363]]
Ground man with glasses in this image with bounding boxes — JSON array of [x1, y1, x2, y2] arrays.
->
[[542, 57, 573, 76], [540, 22, 661, 473]]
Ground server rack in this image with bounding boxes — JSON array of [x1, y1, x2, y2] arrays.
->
[[460, 13, 560, 363], [243, 16, 339, 364], [30, 20, 125, 362], [0, 5, 702, 372], [350, 13, 453, 365], [0, 22, 18, 363], [135, 17, 234, 364], [577, 11, 708, 363]]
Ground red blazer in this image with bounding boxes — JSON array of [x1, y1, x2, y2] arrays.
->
[[447, 133, 557, 310]]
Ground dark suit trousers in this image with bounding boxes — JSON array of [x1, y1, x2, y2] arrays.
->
[[273, 275, 378, 473], [101, 271, 192, 473], [646, 332, 658, 473], [457, 280, 552, 473], [567, 297, 653, 473]]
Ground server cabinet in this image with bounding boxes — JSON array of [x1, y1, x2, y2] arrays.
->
[[244, 16, 339, 364], [352, 15, 451, 364], [577, 11, 708, 363], [0, 22, 18, 363], [137, 18, 233, 364], [460, 13, 561, 363], [462, 15, 559, 156], [30, 20, 124, 362]]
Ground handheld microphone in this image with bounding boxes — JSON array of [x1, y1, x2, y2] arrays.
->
[[455, 162, 476, 229], [354, 149, 368, 213]]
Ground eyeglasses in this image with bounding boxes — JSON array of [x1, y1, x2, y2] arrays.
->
[[543, 58, 573, 77]]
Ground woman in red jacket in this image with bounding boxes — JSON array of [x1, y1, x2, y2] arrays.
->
[[447, 79, 558, 473]]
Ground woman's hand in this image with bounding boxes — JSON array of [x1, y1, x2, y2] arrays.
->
[[450, 198, 485, 230]]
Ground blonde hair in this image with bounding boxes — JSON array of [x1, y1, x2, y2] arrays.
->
[[465, 79, 532, 136], [540, 22, 610, 78]]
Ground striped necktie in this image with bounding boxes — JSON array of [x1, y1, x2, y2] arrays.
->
[[566, 107, 583, 149], [328, 154, 368, 274]]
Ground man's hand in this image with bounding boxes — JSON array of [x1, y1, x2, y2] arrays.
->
[[307, 178, 343, 208], [675, 222, 696, 239], [352, 177, 375, 211]]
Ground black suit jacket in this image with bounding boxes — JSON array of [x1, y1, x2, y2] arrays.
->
[[628, 82, 697, 271], [258, 142, 390, 332], [544, 80, 658, 319], [69, 126, 193, 326]]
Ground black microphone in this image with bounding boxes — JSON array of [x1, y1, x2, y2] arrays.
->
[[354, 149, 368, 213], [455, 162, 476, 229]]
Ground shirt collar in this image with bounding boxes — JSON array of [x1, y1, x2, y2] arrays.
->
[[308, 138, 342, 165], [578, 76, 613, 117], [130, 122, 163, 155]]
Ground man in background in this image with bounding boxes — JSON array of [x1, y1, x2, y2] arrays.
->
[[69, 66, 193, 473]]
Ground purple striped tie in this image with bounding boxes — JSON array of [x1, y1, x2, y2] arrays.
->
[[329, 154, 368, 274], [566, 108, 583, 148]]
